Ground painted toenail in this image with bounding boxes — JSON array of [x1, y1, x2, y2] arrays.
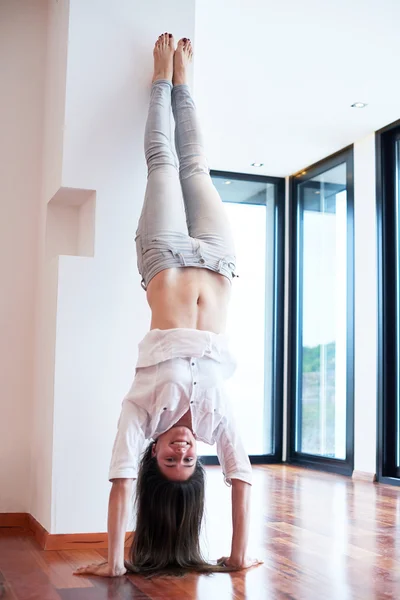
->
[[183, 38, 187, 41], [169, 34, 172, 38]]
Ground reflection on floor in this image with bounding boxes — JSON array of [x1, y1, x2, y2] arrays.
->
[[1, 465, 400, 599]]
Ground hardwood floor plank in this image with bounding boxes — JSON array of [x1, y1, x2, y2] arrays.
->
[[1, 466, 400, 599], [0, 537, 61, 600], [31, 549, 94, 590], [58, 578, 150, 600]]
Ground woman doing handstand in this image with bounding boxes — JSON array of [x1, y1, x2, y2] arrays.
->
[[75, 33, 261, 578]]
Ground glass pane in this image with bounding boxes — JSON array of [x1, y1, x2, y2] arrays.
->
[[297, 163, 347, 458], [197, 176, 275, 456]]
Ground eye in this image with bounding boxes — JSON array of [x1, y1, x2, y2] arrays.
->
[[166, 457, 175, 463], [184, 457, 194, 463]]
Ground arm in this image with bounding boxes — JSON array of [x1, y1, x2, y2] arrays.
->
[[74, 478, 133, 577], [73, 362, 150, 577], [108, 478, 133, 573], [215, 416, 262, 570], [74, 397, 146, 577], [218, 479, 262, 570], [229, 479, 251, 564]]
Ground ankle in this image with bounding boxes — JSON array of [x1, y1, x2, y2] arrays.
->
[[153, 73, 173, 84], [173, 73, 186, 86]]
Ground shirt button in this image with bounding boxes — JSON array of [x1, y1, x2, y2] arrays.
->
[[163, 407, 167, 410], [190, 401, 194, 404], [199, 258, 206, 265], [193, 382, 197, 385], [192, 362, 195, 366]]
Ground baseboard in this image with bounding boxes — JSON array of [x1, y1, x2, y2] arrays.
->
[[28, 514, 50, 549], [0, 513, 30, 529], [41, 530, 133, 551], [0, 513, 132, 550], [352, 470, 377, 483]]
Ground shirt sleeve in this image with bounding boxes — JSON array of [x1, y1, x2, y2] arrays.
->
[[108, 398, 148, 481], [214, 412, 253, 487]]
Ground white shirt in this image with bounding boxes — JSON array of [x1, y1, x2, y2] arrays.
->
[[109, 328, 252, 486]]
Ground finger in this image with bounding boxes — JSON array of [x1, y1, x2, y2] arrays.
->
[[74, 566, 97, 575], [75, 565, 95, 573], [248, 558, 263, 568], [74, 569, 92, 575]]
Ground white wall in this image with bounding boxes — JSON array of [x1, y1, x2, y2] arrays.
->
[[0, 0, 195, 533], [353, 134, 377, 473], [49, 0, 196, 534], [0, 0, 385, 531], [0, 0, 47, 512]]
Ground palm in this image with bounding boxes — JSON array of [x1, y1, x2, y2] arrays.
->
[[74, 562, 127, 577]]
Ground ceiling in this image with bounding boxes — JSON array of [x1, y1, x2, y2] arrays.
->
[[193, 0, 400, 177]]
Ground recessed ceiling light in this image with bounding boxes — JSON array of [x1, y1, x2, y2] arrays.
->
[[251, 162, 264, 167], [351, 102, 368, 108], [315, 191, 320, 195], [224, 181, 232, 185]]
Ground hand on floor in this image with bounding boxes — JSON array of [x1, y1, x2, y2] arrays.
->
[[217, 555, 263, 570], [74, 562, 127, 577]]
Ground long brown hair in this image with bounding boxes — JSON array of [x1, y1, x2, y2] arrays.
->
[[125, 442, 234, 577]]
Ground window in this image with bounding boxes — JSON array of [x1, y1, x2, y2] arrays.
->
[[288, 149, 354, 474], [376, 120, 400, 485], [199, 171, 285, 463]]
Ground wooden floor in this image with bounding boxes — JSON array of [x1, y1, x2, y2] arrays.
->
[[1, 465, 400, 600]]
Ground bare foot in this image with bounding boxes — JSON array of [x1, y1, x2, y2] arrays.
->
[[152, 33, 175, 83], [173, 38, 193, 85]]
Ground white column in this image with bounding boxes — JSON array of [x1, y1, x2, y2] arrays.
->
[[353, 134, 378, 474]]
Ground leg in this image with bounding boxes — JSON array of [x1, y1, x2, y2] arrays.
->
[[137, 78, 187, 240], [136, 34, 198, 290], [171, 40, 235, 254], [137, 33, 186, 240]]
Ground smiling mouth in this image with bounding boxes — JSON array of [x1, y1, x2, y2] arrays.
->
[[171, 441, 190, 446]]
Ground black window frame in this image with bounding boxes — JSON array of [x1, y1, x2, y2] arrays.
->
[[200, 169, 286, 466], [287, 147, 355, 476], [376, 119, 400, 486]]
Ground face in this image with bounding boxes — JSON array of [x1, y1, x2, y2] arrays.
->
[[152, 426, 197, 481]]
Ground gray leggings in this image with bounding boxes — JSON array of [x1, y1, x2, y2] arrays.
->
[[136, 80, 236, 290]]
